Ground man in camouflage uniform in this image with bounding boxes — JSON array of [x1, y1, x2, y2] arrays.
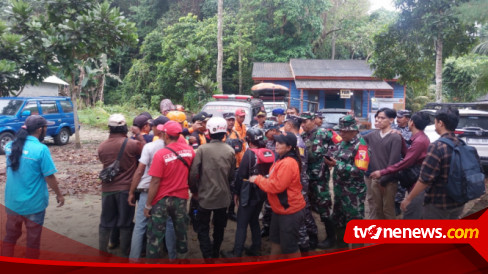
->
[[284, 115, 318, 252], [300, 112, 341, 249], [325, 115, 369, 247]]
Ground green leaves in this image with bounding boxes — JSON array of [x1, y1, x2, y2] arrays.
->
[[443, 54, 488, 102]]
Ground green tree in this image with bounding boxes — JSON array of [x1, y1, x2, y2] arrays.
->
[[122, 14, 217, 110], [241, 0, 330, 62], [443, 54, 488, 102], [43, 0, 137, 148], [0, 0, 53, 96], [372, 0, 476, 103], [128, 0, 170, 38]]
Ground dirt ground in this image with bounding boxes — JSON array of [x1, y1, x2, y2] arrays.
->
[[0, 125, 328, 260], [0, 124, 487, 261]]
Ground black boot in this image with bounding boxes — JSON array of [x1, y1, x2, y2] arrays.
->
[[260, 226, 269, 237], [299, 244, 310, 254], [227, 201, 237, 221], [244, 246, 261, 256], [317, 219, 336, 249], [108, 228, 120, 249], [221, 249, 237, 258], [99, 227, 112, 255], [119, 228, 132, 257], [309, 233, 318, 250]]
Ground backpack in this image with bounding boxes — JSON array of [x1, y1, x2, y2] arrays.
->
[[438, 137, 486, 204], [225, 130, 243, 153], [239, 148, 275, 205]]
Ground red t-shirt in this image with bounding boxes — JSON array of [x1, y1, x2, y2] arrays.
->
[[148, 142, 195, 204]]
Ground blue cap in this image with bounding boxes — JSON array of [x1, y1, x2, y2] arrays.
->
[[272, 108, 285, 116]]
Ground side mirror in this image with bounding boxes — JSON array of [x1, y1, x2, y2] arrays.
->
[[21, 110, 31, 117]]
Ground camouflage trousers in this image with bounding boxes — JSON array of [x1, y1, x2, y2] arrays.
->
[[146, 197, 189, 259], [332, 179, 366, 228], [298, 177, 318, 247], [309, 178, 332, 222]]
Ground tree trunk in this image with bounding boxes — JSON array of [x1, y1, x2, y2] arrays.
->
[[331, 0, 338, 60], [331, 31, 336, 60], [216, 0, 224, 93], [70, 71, 82, 149], [74, 64, 87, 149], [435, 35, 443, 103], [99, 74, 106, 103], [238, 42, 243, 95], [238, 0, 243, 95]]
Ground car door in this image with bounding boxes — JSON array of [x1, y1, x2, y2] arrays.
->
[[39, 100, 61, 136], [20, 100, 41, 123], [58, 100, 75, 133]]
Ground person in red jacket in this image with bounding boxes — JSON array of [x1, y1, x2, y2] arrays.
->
[[250, 132, 305, 257]]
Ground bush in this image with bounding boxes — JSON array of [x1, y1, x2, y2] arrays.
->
[[78, 103, 160, 129]]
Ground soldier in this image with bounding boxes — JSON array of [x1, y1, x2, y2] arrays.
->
[[252, 110, 267, 131], [325, 115, 369, 247], [300, 112, 342, 249], [272, 108, 286, 129]]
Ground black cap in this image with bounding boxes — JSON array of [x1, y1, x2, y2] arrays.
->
[[397, 110, 412, 118], [140, 112, 153, 120], [285, 115, 303, 129], [133, 114, 151, 128], [192, 112, 212, 123], [153, 115, 169, 127], [274, 132, 297, 147], [223, 112, 235, 120], [24, 115, 55, 131], [264, 121, 279, 132]]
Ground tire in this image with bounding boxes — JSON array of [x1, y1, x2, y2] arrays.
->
[[54, 128, 70, 145], [0, 132, 14, 155]]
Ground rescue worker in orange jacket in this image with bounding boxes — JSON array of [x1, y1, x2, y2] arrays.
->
[[250, 132, 305, 257]]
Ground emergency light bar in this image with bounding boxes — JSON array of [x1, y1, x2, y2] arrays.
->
[[213, 94, 253, 101]]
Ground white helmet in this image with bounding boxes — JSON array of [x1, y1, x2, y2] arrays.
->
[[206, 117, 227, 134]]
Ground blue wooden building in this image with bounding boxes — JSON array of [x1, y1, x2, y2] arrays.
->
[[252, 59, 405, 118]]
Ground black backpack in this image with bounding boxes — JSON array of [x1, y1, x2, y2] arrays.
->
[[225, 130, 243, 153], [438, 137, 486, 204]]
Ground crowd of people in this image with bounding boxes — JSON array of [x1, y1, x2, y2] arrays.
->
[[2, 98, 480, 262]]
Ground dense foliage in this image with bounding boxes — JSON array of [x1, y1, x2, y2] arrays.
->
[[1, 0, 487, 114]]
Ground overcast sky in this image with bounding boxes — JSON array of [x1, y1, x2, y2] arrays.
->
[[369, 0, 397, 12]]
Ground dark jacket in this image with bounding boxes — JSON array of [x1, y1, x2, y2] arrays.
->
[[98, 133, 142, 192], [189, 139, 236, 209], [233, 149, 272, 206]]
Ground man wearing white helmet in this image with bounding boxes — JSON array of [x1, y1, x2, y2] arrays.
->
[[189, 117, 236, 260]]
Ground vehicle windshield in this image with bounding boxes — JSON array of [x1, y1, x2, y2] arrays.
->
[[458, 116, 488, 130], [322, 113, 346, 124], [202, 105, 251, 126], [264, 102, 286, 113], [0, 99, 23, 116]]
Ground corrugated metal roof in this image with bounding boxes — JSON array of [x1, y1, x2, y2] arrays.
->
[[43, 75, 69, 86], [252, 62, 293, 79], [295, 80, 393, 90], [290, 59, 373, 78]]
